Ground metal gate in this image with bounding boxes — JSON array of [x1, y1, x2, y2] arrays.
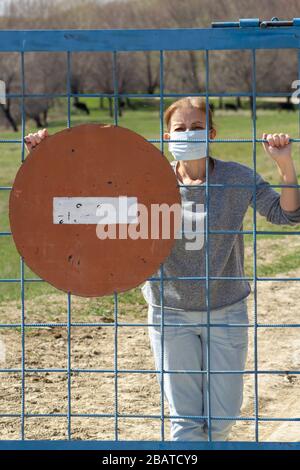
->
[[0, 18, 300, 450]]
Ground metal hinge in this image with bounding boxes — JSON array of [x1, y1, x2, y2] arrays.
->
[[211, 17, 300, 28]]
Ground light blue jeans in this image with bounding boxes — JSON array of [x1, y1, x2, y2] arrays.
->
[[147, 298, 249, 441]]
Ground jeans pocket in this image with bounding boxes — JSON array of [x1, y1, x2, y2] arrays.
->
[[148, 306, 180, 338], [225, 300, 249, 349]]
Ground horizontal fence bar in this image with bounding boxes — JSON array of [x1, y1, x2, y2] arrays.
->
[[0, 441, 298, 450], [0, 279, 44, 282], [0, 231, 300, 236], [1, 91, 300, 99], [0, 323, 299, 329], [148, 276, 300, 281], [1, 27, 300, 51], [2, 184, 300, 190], [152, 139, 300, 143], [0, 413, 298, 423], [1, 276, 300, 283], [0, 368, 299, 375], [2, 139, 300, 145]]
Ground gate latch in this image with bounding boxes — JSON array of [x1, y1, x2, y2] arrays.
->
[[211, 17, 300, 28]]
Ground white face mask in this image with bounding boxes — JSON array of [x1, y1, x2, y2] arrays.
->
[[168, 129, 209, 161]]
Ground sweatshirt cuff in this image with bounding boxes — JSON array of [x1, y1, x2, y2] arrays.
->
[[281, 205, 300, 224]]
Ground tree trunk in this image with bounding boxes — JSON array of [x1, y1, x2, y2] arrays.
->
[[33, 115, 43, 128], [249, 96, 257, 120], [43, 109, 48, 127], [126, 97, 135, 109], [108, 97, 113, 117], [0, 103, 18, 131]]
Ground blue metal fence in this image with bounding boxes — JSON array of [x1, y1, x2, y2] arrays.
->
[[0, 19, 300, 450]]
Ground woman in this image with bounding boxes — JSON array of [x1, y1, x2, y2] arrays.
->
[[141, 96, 300, 442]]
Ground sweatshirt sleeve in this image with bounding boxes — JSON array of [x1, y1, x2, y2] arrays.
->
[[249, 171, 300, 226]]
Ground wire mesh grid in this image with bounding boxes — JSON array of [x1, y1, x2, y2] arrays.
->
[[0, 25, 300, 449]]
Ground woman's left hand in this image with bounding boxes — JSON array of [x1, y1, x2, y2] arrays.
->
[[262, 132, 292, 165]]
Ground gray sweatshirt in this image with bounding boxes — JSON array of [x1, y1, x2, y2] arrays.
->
[[141, 156, 300, 311]]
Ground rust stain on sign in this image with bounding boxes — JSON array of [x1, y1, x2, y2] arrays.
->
[[9, 123, 181, 297]]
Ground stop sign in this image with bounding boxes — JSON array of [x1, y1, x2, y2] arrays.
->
[[9, 123, 181, 297]]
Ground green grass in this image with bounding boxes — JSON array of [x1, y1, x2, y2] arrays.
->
[[1, 97, 300, 304], [257, 248, 300, 277]]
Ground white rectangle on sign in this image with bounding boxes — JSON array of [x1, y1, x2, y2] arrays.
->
[[53, 196, 139, 224]]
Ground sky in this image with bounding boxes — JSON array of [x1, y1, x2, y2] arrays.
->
[[0, 0, 8, 15]]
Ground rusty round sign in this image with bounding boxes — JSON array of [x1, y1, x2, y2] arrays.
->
[[9, 123, 181, 297]]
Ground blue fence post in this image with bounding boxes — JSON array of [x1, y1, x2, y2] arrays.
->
[[159, 48, 166, 442], [251, 48, 259, 443], [204, 49, 212, 442]]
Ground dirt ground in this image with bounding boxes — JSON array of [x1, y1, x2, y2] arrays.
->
[[0, 268, 299, 443]]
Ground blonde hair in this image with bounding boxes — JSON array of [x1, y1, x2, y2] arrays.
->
[[164, 96, 214, 132]]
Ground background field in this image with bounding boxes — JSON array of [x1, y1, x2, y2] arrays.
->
[[0, 98, 300, 441]]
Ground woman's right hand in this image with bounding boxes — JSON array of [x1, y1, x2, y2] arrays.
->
[[24, 128, 49, 152]]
